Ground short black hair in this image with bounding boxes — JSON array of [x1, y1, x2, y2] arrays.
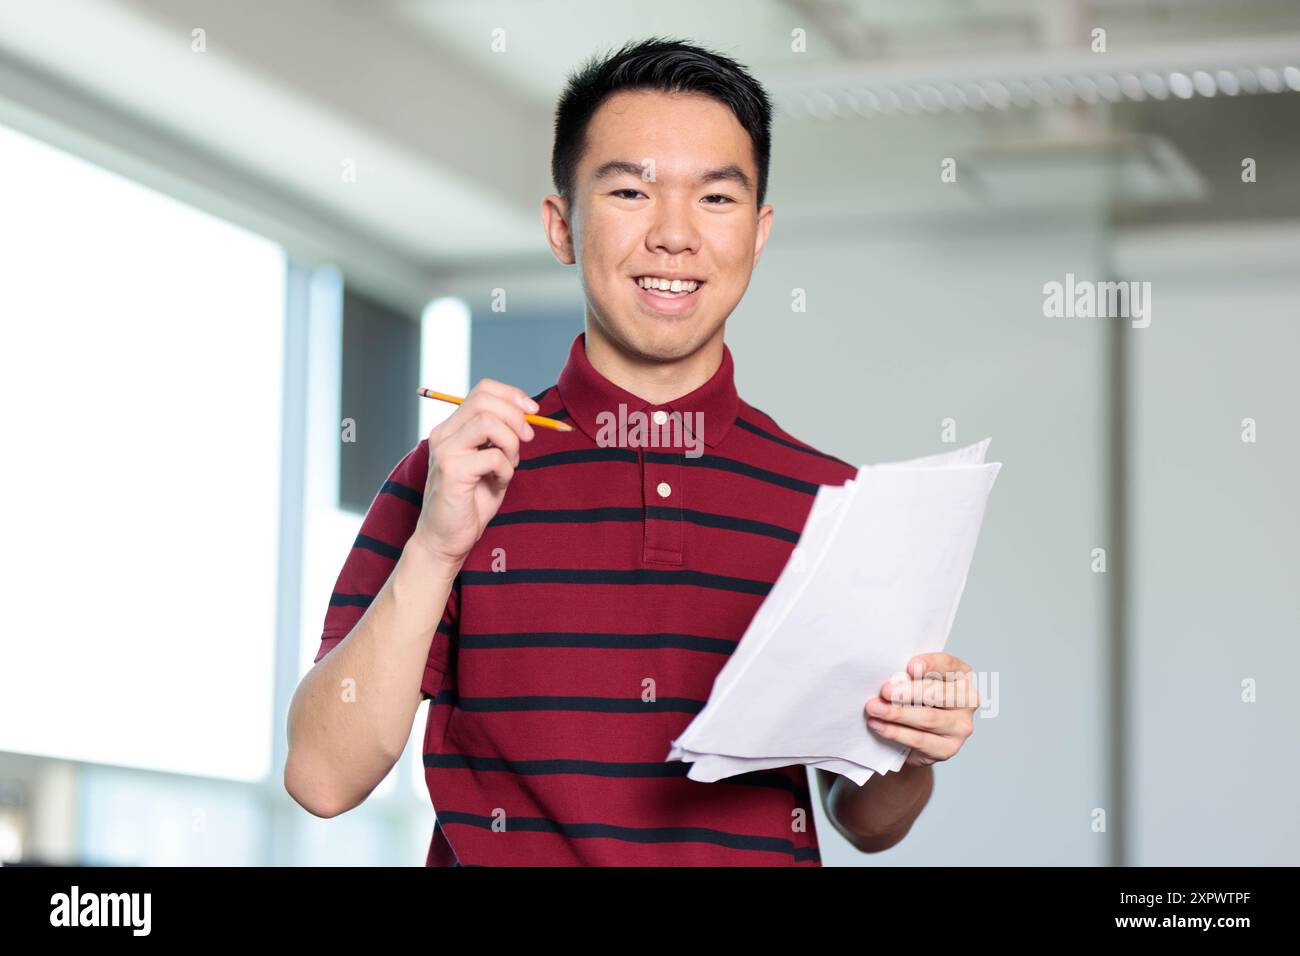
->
[[551, 37, 774, 208]]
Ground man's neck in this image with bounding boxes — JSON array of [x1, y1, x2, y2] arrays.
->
[[583, 321, 725, 405]]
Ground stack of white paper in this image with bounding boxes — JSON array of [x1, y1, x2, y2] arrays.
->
[[667, 438, 1002, 785]]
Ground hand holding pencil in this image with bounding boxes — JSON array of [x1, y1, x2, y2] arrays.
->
[[408, 379, 554, 570]]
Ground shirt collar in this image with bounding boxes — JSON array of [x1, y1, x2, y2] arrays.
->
[[555, 331, 739, 450]]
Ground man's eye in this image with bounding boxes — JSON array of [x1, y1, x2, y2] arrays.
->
[[701, 194, 735, 205], [612, 189, 645, 199]]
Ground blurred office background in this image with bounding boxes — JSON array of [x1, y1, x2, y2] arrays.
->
[[1, 0, 1296, 866]]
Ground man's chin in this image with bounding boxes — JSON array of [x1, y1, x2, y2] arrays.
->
[[589, 295, 725, 357], [613, 318, 720, 363]]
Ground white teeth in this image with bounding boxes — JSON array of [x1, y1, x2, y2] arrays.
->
[[637, 277, 699, 292]]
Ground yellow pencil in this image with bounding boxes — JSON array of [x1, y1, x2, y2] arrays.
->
[[417, 387, 574, 432]]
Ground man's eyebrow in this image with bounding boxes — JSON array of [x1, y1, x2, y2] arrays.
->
[[592, 160, 651, 181], [591, 160, 753, 193], [697, 163, 753, 193]]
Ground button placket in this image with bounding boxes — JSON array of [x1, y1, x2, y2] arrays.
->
[[642, 405, 684, 565]]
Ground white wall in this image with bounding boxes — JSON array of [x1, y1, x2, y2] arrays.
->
[[1120, 226, 1300, 865]]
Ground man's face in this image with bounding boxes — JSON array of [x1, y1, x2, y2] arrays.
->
[[547, 89, 772, 362]]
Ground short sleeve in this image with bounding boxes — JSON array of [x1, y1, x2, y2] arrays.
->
[[312, 439, 458, 700]]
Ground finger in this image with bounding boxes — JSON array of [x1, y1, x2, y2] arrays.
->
[[441, 413, 521, 466], [865, 696, 951, 732], [461, 389, 536, 436], [467, 377, 539, 416], [443, 392, 535, 444], [463, 446, 515, 486], [881, 675, 979, 710], [903, 653, 972, 681], [865, 718, 958, 759]]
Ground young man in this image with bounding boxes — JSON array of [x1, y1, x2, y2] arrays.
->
[[285, 37, 977, 866]]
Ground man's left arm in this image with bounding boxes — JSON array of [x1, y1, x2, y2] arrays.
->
[[817, 653, 978, 853]]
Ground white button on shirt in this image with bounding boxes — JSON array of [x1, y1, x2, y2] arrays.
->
[[656, 481, 672, 498], [652, 409, 669, 425]]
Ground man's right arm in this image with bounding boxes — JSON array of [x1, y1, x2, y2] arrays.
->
[[283, 542, 459, 817], [283, 379, 538, 817]]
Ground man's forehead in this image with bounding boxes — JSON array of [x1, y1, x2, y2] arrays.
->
[[580, 92, 755, 183]]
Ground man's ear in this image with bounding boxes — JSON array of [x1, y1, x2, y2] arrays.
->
[[541, 194, 576, 265], [752, 202, 774, 267]]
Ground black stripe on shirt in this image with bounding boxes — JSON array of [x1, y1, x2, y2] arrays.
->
[[488, 506, 800, 543], [519, 446, 823, 496], [353, 532, 402, 561], [435, 692, 705, 714], [650, 506, 799, 542], [734, 414, 854, 468], [380, 480, 423, 507], [458, 567, 771, 596], [435, 810, 818, 860], [517, 448, 639, 470], [647, 451, 822, 495], [455, 630, 736, 655], [422, 753, 801, 793]]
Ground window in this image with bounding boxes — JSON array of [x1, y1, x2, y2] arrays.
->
[[0, 122, 285, 782]]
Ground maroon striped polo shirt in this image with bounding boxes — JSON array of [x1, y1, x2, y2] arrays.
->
[[314, 331, 857, 865]]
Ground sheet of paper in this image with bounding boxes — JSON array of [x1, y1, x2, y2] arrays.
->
[[700, 437, 993, 706], [667, 438, 1001, 784]]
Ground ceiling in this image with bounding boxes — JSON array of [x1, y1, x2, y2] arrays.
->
[[0, 0, 1297, 309]]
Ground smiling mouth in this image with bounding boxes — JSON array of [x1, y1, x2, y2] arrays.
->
[[632, 276, 704, 299]]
